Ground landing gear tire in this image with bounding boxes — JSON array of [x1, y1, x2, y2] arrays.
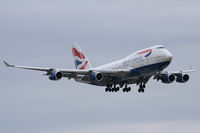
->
[[122, 83, 131, 93], [128, 87, 131, 92], [143, 84, 146, 88], [112, 88, 116, 92], [105, 85, 120, 93], [142, 89, 144, 93], [123, 88, 126, 92], [116, 87, 120, 92], [138, 88, 144, 93], [123, 87, 131, 92], [138, 83, 145, 93]]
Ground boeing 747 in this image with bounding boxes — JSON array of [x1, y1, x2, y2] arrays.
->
[[3, 44, 195, 93]]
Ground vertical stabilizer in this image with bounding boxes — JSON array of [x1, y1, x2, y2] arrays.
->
[[72, 44, 92, 70]]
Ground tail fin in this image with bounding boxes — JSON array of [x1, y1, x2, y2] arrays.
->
[[72, 44, 92, 70]]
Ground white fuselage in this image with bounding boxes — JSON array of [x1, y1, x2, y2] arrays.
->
[[75, 45, 173, 86], [95, 45, 172, 71]]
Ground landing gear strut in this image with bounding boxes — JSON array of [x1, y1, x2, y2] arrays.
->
[[138, 83, 145, 93], [112, 84, 120, 92], [122, 83, 131, 92], [105, 84, 112, 92]]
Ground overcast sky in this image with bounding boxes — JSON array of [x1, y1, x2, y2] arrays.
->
[[0, 0, 200, 133]]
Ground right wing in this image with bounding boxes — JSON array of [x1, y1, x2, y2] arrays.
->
[[3, 61, 130, 79], [3, 61, 90, 78], [3, 61, 50, 72]]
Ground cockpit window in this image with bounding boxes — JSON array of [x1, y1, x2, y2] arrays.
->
[[157, 46, 165, 49]]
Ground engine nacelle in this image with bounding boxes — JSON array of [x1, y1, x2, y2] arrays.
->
[[49, 71, 63, 81], [176, 74, 189, 83], [161, 74, 175, 84], [90, 72, 103, 82]]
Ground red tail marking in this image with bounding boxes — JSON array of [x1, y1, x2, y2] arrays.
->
[[80, 60, 88, 70], [72, 48, 85, 59]]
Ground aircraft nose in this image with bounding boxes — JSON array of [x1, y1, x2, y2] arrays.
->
[[165, 50, 173, 61]]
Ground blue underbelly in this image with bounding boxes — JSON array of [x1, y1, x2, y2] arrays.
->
[[128, 61, 170, 77]]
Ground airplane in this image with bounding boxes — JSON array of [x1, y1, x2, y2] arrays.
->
[[3, 44, 195, 93]]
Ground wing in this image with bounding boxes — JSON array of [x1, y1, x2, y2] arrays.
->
[[153, 66, 196, 82], [157, 67, 195, 76], [3, 61, 130, 79], [3, 61, 50, 71], [165, 67, 196, 76]]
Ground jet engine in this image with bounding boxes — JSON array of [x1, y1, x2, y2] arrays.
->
[[49, 71, 63, 81], [161, 74, 175, 84], [90, 72, 103, 82], [176, 74, 189, 83]]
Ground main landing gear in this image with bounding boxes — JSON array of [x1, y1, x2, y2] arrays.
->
[[122, 83, 131, 92], [138, 83, 145, 93], [105, 83, 131, 93], [105, 83, 146, 93], [105, 84, 120, 92]]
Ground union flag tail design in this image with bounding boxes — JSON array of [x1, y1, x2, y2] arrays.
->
[[72, 44, 92, 70]]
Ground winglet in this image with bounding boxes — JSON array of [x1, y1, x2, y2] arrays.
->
[[3, 61, 15, 67]]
